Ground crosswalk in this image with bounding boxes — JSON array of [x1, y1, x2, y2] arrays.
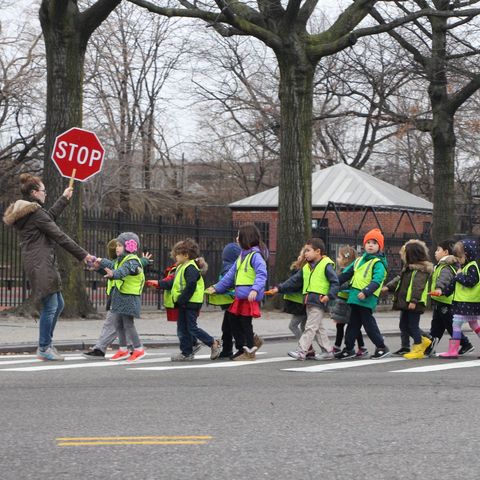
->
[[0, 351, 479, 374]]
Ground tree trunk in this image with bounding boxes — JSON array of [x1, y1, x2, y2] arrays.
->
[[429, 13, 456, 247], [40, 0, 94, 317], [430, 110, 456, 245], [274, 51, 315, 282]]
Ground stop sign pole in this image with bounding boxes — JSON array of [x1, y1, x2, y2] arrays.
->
[[51, 127, 105, 186]]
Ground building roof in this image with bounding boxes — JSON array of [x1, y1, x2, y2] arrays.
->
[[229, 163, 433, 211]]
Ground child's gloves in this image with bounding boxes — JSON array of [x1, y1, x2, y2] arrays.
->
[[264, 288, 278, 296], [145, 280, 159, 289]]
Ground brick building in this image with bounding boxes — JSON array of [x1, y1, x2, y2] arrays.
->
[[229, 163, 433, 271]]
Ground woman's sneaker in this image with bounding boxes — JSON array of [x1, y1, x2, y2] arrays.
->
[[36, 347, 64, 361], [192, 344, 202, 355], [110, 349, 130, 361], [370, 346, 391, 359]]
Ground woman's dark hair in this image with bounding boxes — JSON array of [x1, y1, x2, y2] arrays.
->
[[171, 238, 200, 260], [20, 173, 42, 199], [306, 237, 326, 253], [405, 242, 429, 264], [437, 238, 455, 255]]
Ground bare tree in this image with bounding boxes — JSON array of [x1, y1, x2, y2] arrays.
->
[[0, 6, 45, 201], [128, 0, 479, 278], [39, 0, 121, 316], [83, 2, 186, 213], [371, 0, 480, 245]]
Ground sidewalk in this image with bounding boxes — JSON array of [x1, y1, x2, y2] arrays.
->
[[0, 307, 433, 354]]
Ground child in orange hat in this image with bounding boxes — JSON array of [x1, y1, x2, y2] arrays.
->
[[334, 228, 391, 359]]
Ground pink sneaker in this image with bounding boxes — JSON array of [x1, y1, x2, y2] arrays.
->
[[127, 349, 146, 362], [110, 349, 130, 361]]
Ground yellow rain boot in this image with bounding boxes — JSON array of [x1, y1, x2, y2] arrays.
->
[[403, 343, 425, 359], [420, 336, 432, 354]]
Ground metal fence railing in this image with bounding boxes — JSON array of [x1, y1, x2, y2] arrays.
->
[[0, 204, 269, 310]]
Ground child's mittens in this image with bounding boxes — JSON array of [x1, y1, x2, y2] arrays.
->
[[145, 280, 159, 289]]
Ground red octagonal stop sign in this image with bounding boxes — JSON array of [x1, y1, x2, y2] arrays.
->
[[51, 127, 105, 182]]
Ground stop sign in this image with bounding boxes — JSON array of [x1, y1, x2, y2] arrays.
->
[[51, 127, 105, 182]]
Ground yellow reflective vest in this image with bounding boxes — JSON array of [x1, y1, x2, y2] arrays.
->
[[106, 254, 145, 296], [454, 261, 480, 303], [235, 252, 257, 286], [302, 256, 335, 295], [399, 270, 428, 305], [171, 260, 204, 304], [351, 257, 385, 297], [431, 264, 456, 305]]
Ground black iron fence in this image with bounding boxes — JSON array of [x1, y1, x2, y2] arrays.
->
[[0, 205, 269, 310]]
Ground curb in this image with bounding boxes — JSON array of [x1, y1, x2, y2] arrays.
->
[[0, 331, 402, 354]]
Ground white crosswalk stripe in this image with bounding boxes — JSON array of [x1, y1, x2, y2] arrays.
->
[[283, 357, 404, 372], [0, 351, 479, 375], [392, 359, 480, 373], [132, 357, 292, 371]]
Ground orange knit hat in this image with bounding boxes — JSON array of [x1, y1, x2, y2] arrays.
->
[[363, 228, 384, 251]]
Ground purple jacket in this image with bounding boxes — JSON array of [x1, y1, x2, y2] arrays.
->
[[214, 246, 267, 301]]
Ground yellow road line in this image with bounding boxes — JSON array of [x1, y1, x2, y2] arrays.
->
[[57, 441, 209, 446], [56, 436, 213, 441]]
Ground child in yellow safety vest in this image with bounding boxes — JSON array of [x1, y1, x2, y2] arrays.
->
[[207, 242, 264, 359], [83, 238, 152, 360], [283, 247, 310, 354], [383, 239, 433, 359], [432, 238, 480, 359], [424, 239, 473, 357], [269, 237, 339, 361], [97, 232, 146, 362], [335, 229, 390, 360], [206, 224, 268, 361], [331, 246, 368, 357], [159, 238, 221, 362]]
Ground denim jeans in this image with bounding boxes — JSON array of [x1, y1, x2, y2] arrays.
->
[[399, 310, 422, 344], [39, 292, 65, 350], [177, 308, 213, 355], [345, 304, 385, 350]]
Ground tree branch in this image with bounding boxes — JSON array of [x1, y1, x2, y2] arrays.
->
[[448, 74, 480, 113], [80, 0, 122, 43]]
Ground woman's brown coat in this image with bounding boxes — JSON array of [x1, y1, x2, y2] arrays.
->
[[3, 196, 87, 302]]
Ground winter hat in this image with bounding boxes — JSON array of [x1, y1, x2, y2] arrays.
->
[[363, 228, 384, 251], [460, 238, 479, 263], [107, 239, 118, 260], [221, 242, 241, 276], [117, 232, 140, 254]]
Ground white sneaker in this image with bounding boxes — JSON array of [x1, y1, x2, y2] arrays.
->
[[36, 347, 64, 361], [288, 350, 306, 360], [314, 351, 335, 360]]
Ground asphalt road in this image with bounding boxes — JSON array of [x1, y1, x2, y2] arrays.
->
[[1, 340, 479, 479]]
